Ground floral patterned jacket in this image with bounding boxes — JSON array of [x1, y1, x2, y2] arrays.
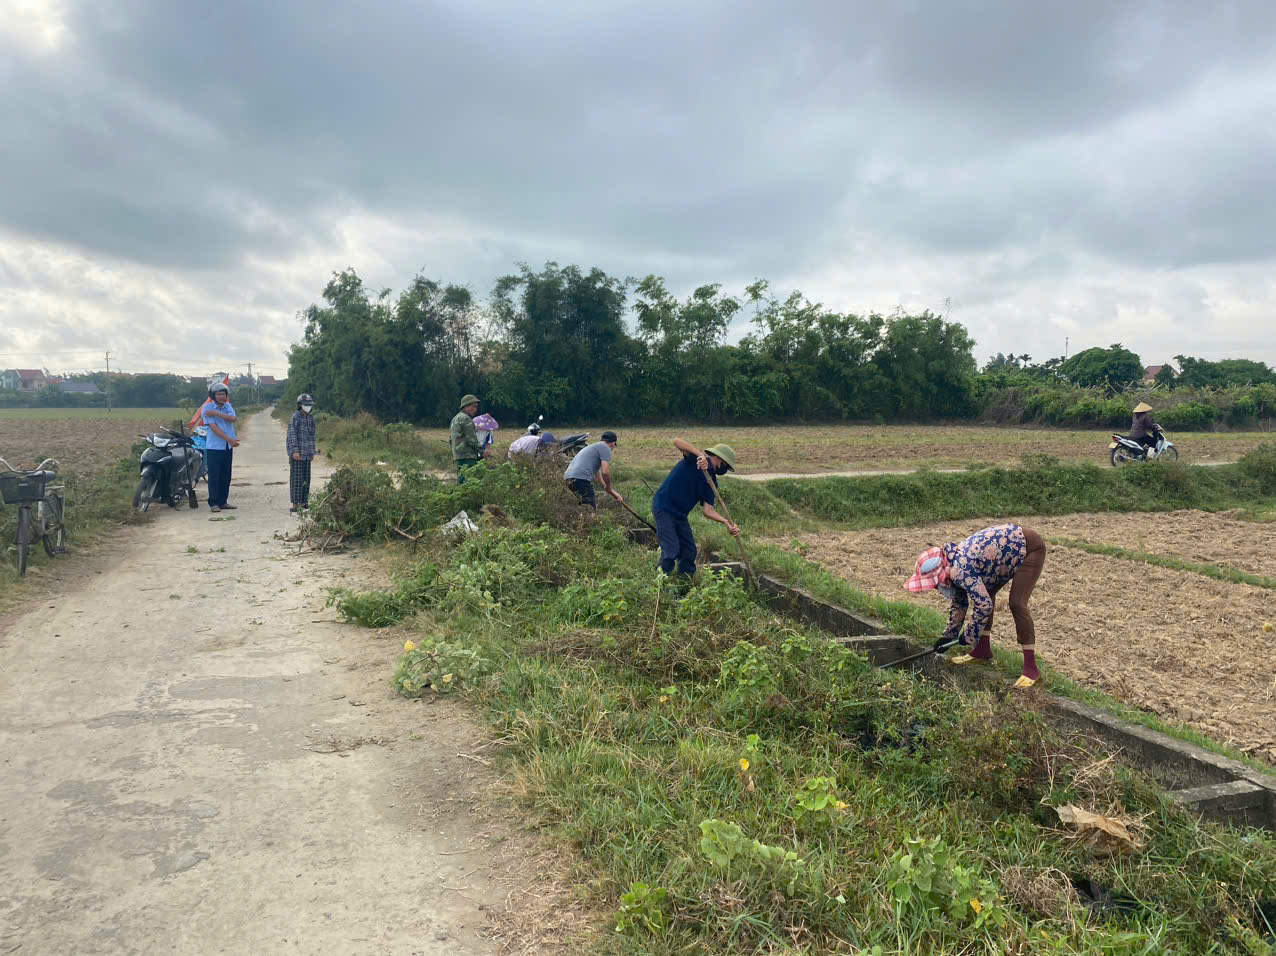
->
[[940, 524, 1028, 646]]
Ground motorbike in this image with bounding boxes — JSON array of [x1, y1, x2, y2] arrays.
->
[[134, 425, 203, 511], [1109, 425, 1178, 467], [526, 415, 590, 458]]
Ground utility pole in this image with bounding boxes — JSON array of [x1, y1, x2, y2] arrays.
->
[[104, 350, 112, 412], [245, 362, 255, 403]]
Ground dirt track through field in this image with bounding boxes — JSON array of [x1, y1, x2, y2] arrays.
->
[[792, 517, 1276, 761], [0, 414, 554, 953]]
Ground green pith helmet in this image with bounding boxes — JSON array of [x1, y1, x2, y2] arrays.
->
[[704, 443, 737, 472], [458, 394, 480, 410]]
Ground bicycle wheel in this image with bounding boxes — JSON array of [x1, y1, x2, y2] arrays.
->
[[16, 505, 31, 576], [41, 493, 67, 556]]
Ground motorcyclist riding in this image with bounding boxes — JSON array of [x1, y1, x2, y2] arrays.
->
[[1126, 402, 1160, 457]]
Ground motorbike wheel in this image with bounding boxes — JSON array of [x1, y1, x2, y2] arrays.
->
[[40, 495, 67, 556], [133, 476, 158, 512], [1158, 446, 1179, 463], [16, 506, 31, 576], [1109, 447, 1136, 467], [188, 489, 199, 509]]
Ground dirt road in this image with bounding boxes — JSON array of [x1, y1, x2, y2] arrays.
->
[[0, 414, 534, 953]]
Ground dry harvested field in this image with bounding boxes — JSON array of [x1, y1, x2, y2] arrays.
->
[[788, 514, 1276, 761], [0, 408, 184, 474], [419, 423, 1270, 474], [1036, 509, 1276, 578]]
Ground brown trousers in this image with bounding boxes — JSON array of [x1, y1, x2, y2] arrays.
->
[[987, 527, 1046, 646]]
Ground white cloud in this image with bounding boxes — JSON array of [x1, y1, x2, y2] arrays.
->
[[2, 0, 1274, 376]]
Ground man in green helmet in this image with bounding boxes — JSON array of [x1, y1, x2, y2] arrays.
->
[[450, 394, 490, 483], [650, 437, 739, 578]]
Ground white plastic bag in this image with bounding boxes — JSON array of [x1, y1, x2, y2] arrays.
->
[[441, 510, 480, 536]]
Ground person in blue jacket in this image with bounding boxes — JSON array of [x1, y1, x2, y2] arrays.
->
[[650, 437, 739, 579]]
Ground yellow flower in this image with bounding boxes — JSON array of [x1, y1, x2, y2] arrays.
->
[[403, 640, 416, 652], [969, 898, 982, 914], [1264, 621, 1274, 633], [659, 695, 669, 704], [834, 800, 849, 812], [442, 673, 454, 683], [738, 758, 750, 771]]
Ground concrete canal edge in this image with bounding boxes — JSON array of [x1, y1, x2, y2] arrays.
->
[[706, 560, 1276, 830]]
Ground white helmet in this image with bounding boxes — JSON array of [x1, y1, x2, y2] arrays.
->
[[527, 423, 541, 435]]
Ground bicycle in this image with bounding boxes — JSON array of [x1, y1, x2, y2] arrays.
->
[[0, 457, 67, 576]]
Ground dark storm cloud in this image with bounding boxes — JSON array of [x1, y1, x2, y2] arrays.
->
[[2, 0, 1275, 368]]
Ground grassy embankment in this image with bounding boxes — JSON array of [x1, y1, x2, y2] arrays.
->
[[297, 421, 1276, 952], [311, 416, 1276, 767]]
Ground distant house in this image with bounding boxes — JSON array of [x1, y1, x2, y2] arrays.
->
[[0, 368, 48, 391], [258, 375, 277, 385], [60, 382, 101, 395], [1143, 364, 1175, 384]]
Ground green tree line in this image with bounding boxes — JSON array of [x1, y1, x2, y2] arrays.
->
[[285, 263, 1276, 428]]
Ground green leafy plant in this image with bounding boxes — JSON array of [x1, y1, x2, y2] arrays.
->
[[883, 837, 1007, 930], [718, 641, 777, 698], [698, 819, 807, 895], [393, 637, 493, 697], [614, 881, 668, 935], [677, 568, 752, 621], [791, 776, 846, 824]]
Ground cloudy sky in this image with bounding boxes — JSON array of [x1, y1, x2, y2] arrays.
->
[[2, 0, 1274, 379]]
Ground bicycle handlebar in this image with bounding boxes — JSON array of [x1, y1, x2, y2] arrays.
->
[[0, 456, 59, 475]]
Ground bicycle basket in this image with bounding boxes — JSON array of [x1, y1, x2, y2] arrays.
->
[[0, 471, 50, 505]]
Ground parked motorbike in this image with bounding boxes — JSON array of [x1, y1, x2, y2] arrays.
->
[[526, 415, 590, 458], [134, 426, 203, 511], [1109, 425, 1178, 467]]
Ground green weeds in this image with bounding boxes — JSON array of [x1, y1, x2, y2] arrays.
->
[[332, 519, 1276, 952]]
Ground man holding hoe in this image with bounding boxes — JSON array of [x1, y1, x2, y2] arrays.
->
[[650, 438, 739, 579], [905, 523, 1047, 688], [564, 431, 623, 508], [450, 394, 491, 484]]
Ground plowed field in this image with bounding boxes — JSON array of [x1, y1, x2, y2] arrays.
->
[[0, 409, 184, 474], [418, 423, 1270, 475]]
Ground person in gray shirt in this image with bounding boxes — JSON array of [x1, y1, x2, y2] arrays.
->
[[563, 431, 623, 509]]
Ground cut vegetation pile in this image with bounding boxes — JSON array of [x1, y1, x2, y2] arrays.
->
[[312, 450, 1276, 952]]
